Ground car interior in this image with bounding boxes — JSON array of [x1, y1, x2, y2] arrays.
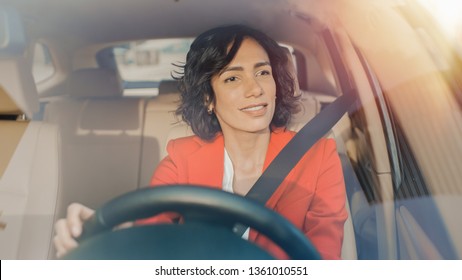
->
[[1, 0, 461, 260], [0, 8, 60, 259]]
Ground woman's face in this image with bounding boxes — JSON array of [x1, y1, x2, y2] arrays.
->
[[210, 38, 276, 136]]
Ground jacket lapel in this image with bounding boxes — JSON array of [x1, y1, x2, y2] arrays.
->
[[186, 134, 225, 190]]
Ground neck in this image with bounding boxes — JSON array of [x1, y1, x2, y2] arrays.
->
[[223, 129, 270, 164], [222, 128, 271, 195]]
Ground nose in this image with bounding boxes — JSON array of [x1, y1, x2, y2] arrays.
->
[[245, 76, 263, 98]]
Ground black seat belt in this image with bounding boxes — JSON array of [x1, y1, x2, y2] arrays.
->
[[234, 89, 357, 236]]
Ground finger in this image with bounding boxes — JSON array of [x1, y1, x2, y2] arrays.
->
[[66, 203, 95, 238], [54, 235, 77, 259], [54, 219, 79, 257]]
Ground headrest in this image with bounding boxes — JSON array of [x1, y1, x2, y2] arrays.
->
[[0, 6, 39, 116], [68, 68, 123, 98], [0, 6, 27, 58], [280, 46, 300, 97], [158, 80, 180, 95], [0, 56, 39, 116]]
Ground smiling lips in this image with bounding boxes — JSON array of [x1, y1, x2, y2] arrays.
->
[[239, 103, 268, 116]]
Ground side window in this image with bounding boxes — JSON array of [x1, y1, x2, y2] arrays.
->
[[32, 43, 55, 84]]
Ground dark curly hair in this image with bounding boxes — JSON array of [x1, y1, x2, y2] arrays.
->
[[175, 24, 299, 141]]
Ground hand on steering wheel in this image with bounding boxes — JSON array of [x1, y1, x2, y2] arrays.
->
[[64, 185, 321, 260]]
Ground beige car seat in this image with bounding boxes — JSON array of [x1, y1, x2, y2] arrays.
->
[[139, 81, 182, 187], [44, 68, 148, 214], [0, 43, 60, 258]]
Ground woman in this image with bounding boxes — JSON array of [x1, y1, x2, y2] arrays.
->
[[53, 24, 347, 259]]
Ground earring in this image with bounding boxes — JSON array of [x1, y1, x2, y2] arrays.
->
[[207, 107, 213, 115]]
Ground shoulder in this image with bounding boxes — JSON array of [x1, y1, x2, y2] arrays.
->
[[313, 137, 337, 153], [271, 128, 338, 169], [167, 134, 202, 150], [270, 127, 296, 146], [270, 128, 336, 154], [305, 137, 338, 163], [166, 134, 222, 158]]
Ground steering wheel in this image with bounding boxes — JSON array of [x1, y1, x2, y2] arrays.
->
[[63, 185, 321, 260]]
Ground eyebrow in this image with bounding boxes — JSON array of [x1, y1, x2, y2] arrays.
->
[[220, 61, 271, 75]]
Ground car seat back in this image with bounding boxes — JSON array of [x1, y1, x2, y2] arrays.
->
[[0, 11, 60, 258], [44, 68, 148, 214]]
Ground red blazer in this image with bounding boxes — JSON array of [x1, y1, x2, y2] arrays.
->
[[138, 129, 347, 259]]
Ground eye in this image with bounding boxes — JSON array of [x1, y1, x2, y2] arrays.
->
[[224, 76, 238, 83], [256, 69, 272, 76]]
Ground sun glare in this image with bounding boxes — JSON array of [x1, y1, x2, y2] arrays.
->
[[418, 0, 462, 40]]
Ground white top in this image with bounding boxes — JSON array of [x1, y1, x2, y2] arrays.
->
[[223, 149, 250, 240]]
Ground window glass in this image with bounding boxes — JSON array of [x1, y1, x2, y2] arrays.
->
[[108, 39, 297, 97], [111, 38, 194, 96], [32, 43, 55, 83], [390, 2, 462, 197]]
